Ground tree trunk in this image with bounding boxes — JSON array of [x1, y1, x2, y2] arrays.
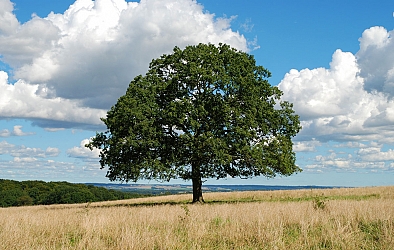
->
[[191, 161, 204, 203], [192, 176, 204, 203]]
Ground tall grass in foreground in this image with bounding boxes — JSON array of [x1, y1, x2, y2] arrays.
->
[[1, 186, 393, 249]]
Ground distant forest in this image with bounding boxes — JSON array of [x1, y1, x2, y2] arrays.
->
[[0, 179, 145, 207]]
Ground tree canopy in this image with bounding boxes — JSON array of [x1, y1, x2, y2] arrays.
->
[[86, 43, 302, 202]]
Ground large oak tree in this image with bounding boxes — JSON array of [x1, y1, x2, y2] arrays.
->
[[86, 43, 302, 202]]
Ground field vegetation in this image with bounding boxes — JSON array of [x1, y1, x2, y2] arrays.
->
[[1, 186, 393, 249]]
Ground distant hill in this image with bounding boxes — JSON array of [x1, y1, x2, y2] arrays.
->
[[87, 183, 340, 195]]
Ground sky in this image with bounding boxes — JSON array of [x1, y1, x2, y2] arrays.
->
[[1, 0, 394, 186]]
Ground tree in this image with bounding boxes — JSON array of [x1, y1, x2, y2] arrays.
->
[[86, 43, 302, 203]]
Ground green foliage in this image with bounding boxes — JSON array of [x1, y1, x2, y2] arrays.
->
[[313, 196, 328, 210], [86, 43, 301, 201], [0, 179, 140, 207]]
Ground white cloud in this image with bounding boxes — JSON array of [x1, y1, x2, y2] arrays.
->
[[0, 71, 107, 128], [357, 27, 394, 96], [293, 139, 321, 152], [0, 140, 60, 158], [0, 0, 18, 35], [294, 140, 394, 173], [67, 138, 100, 159], [14, 157, 37, 163], [333, 142, 368, 148], [12, 125, 34, 136], [358, 146, 394, 162], [1, 125, 39, 137], [279, 43, 394, 144], [279, 26, 394, 172], [45, 147, 61, 157], [0, 0, 249, 127], [9, 146, 46, 158], [0, 140, 14, 152], [279, 49, 363, 121], [0, 129, 10, 137], [0, 157, 106, 182], [44, 128, 65, 132], [357, 146, 381, 155], [304, 152, 354, 172]]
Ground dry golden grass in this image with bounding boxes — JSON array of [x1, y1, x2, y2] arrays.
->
[[1, 186, 393, 249]]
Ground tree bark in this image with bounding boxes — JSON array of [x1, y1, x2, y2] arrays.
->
[[191, 161, 204, 203], [192, 176, 204, 203]]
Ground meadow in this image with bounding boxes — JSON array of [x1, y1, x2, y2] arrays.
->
[[1, 186, 393, 249]]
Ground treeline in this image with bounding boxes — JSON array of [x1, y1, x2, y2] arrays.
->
[[0, 179, 145, 207]]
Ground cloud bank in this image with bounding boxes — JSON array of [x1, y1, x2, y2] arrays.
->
[[279, 27, 394, 144], [0, 0, 248, 129], [279, 26, 394, 173]]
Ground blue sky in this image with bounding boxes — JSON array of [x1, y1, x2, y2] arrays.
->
[[1, 0, 394, 186]]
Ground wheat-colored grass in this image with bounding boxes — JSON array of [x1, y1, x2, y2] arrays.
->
[[1, 186, 393, 249]]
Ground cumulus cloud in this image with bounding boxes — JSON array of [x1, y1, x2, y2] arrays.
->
[[0, 71, 107, 128], [45, 147, 61, 157], [357, 27, 394, 95], [279, 46, 394, 144], [67, 138, 100, 159], [12, 125, 34, 136], [279, 49, 363, 121], [0, 0, 18, 35], [14, 157, 37, 162], [0, 129, 10, 137], [278, 25, 394, 172], [0, 0, 249, 128], [358, 145, 394, 162], [314, 152, 353, 171], [293, 139, 321, 152], [0, 140, 14, 152], [0, 140, 60, 158]]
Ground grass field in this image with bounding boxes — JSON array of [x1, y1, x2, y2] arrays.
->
[[1, 186, 393, 249]]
